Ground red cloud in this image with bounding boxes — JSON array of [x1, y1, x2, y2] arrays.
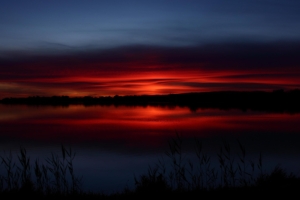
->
[[0, 43, 299, 98]]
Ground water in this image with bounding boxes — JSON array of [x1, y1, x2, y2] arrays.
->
[[0, 104, 300, 193]]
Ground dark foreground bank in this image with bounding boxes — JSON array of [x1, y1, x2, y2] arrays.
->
[[1, 89, 300, 113], [0, 136, 299, 198]]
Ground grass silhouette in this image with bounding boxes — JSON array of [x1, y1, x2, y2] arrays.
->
[[134, 134, 300, 194], [0, 135, 299, 198], [0, 146, 82, 197]]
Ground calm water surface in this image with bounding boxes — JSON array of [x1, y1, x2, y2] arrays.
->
[[0, 104, 300, 193]]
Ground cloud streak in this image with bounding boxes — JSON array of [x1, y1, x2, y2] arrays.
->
[[0, 42, 299, 98]]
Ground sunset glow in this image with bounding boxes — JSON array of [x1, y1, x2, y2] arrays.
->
[[1, 1, 300, 195], [1, 52, 300, 98], [0, 1, 299, 98]]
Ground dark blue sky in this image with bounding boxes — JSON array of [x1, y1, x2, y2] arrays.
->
[[1, 0, 299, 53]]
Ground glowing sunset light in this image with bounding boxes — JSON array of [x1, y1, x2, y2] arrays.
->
[[0, 40, 300, 98], [2, 49, 299, 91], [1, 66, 300, 98], [1, 1, 300, 195], [0, 1, 299, 99]]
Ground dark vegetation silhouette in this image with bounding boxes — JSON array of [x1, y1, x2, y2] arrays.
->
[[133, 134, 300, 197], [0, 135, 300, 198], [1, 89, 300, 113], [0, 146, 82, 198]]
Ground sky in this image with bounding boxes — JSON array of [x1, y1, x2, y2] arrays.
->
[[0, 0, 300, 98]]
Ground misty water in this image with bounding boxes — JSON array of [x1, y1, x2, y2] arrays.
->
[[0, 104, 300, 194]]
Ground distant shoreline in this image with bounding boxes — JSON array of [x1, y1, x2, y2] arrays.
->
[[1, 89, 300, 113]]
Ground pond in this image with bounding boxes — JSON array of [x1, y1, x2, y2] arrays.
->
[[0, 104, 300, 193]]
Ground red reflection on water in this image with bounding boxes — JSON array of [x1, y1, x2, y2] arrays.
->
[[1, 105, 300, 149]]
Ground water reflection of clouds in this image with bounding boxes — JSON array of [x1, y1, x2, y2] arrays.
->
[[1, 105, 300, 148], [1, 105, 300, 193]]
